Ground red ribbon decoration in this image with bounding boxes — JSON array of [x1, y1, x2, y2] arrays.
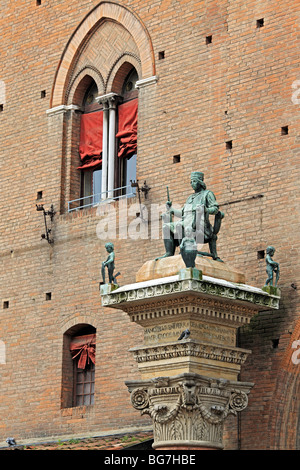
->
[[70, 334, 96, 369]]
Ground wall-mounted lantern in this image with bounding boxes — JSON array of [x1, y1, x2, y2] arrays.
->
[[36, 204, 55, 244]]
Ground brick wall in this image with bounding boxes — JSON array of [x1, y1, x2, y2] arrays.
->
[[0, 0, 299, 448]]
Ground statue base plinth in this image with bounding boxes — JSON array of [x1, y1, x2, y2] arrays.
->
[[262, 285, 281, 296], [99, 282, 119, 295], [136, 254, 246, 284]]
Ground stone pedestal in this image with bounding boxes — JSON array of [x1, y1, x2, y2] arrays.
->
[[101, 260, 280, 450], [136, 254, 246, 284]]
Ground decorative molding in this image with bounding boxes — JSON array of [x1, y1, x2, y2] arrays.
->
[[46, 104, 82, 116], [130, 340, 251, 366], [101, 276, 280, 316], [135, 75, 158, 88]]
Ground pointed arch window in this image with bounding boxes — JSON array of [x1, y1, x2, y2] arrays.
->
[[116, 68, 138, 197], [78, 81, 103, 207], [70, 67, 139, 211]]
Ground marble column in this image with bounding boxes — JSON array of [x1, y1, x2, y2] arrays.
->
[[107, 96, 117, 199], [96, 93, 119, 200]]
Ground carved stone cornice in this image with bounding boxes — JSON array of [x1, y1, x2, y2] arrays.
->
[[101, 275, 280, 323], [129, 339, 251, 381], [126, 372, 253, 450], [130, 340, 250, 366]]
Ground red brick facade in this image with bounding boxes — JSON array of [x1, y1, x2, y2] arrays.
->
[[0, 0, 299, 449]]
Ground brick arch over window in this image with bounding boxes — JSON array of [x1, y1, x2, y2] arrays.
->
[[107, 54, 141, 95], [51, 1, 155, 107], [68, 67, 105, 107]]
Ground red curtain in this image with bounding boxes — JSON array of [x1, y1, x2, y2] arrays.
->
[[70, 334, 96, 369], [78, 111, 103, 170], [116, 99, 138, 159]]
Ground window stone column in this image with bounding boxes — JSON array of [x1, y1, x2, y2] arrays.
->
[[96, 93, 119, 200], [101, 100, 109, 199], [107, 96, 117, 199]]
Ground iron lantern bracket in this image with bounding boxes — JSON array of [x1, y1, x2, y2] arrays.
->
[[36, 204, 55, 244]]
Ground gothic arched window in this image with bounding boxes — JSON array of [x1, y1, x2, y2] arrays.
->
[[116, 67, 138, 197], [78, 80, 103, 207], [74, 66, 139, 209]]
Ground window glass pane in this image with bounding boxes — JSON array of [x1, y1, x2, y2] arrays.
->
[[122, 69, 138, 97], [82, 170, 93, 207], [77, 371, 84, 383], [76, 395, 83, 406], [83, 82, 98, 107], [123, 154, 136, 196], [93, 168, 102, 204], [83, 394, 91, 405]]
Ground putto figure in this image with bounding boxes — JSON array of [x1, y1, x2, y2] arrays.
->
[[179, 225, 198, 268], [101, 242, 116, 284], [157, 172, 224, 261], [264, 246, 280, 287]]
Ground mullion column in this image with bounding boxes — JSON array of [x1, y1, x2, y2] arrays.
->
[[96, 93, 119, 201], [101, 100, 109, 199], [107, 95, 117, 199]]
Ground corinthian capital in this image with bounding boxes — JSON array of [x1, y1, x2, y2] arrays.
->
[[96, 92, 120, 110], [127, 373, 253, 450]]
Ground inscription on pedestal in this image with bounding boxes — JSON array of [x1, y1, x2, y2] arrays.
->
[[144, 320, 236, 346]]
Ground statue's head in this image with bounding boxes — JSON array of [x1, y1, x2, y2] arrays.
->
[[190, 172, 206, 190], [185, 226, 193, 237], [105, 242, 114, 253], [266, 246, 275, 256]]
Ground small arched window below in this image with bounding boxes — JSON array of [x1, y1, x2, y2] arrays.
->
[[61, 324, 96, 408], [70, 332, 96, 406]]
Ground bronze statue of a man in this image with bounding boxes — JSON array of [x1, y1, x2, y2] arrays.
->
[[158, 172, 224, 261]]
